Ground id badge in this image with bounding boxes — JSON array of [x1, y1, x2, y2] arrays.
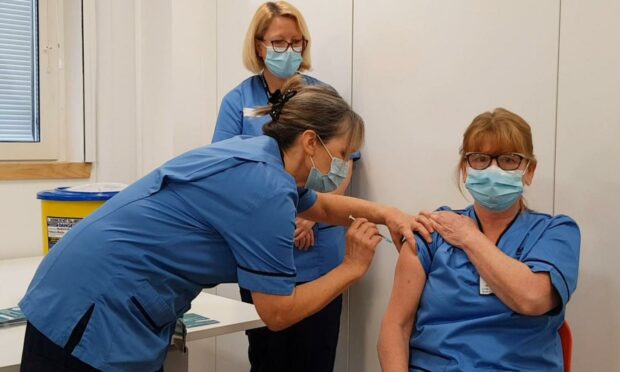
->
[[479, 276, 493, 295]]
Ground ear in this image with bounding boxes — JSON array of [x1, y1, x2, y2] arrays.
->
[[255, 40, 265, 59], [300, 130, 318, 157], [523, 162, 537, 186], [460, 162, 468, 183]]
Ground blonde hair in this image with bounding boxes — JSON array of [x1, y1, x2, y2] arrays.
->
[[457, 108, 537, 207], [242, 1, 312, 74], [251, 75, 364, 156]]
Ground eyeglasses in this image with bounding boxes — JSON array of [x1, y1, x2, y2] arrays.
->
[[464, 152, 528, 171], [260, 38, 307, 53]]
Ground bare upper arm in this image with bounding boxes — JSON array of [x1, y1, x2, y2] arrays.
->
[[383, 244, 428, 329], [298, 192, 331, 223]]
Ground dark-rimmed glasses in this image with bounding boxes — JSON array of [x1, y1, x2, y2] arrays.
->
[[464, 152, 528, 171], [259, 38, 307, 53]]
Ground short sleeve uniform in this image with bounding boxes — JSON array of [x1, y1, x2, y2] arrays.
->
[[411, 205, 580, 372], [19, 135, 317, 371]]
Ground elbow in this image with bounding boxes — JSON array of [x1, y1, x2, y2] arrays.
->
[[260, 311, 293, 332], [253, 290, 302, 331], [262, 316, 289, 332], [513, 303, 545, 316], [512, 293, 556, 316]]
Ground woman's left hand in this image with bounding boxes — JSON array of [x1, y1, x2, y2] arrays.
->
[[422, 211, 482, 250], [294, 217, 316, 250], [384, 208, 434, 254]]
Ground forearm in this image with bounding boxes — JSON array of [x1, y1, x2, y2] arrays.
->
[[463, 237, 559, 315], [253, 263, 360, 331], [301, 193, 394, 227], [378, 320, 412, 372]]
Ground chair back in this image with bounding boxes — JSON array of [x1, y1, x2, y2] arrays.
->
[[559, 321, 573, 372]]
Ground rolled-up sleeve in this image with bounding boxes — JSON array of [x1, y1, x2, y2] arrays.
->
[[296, 188, 317, 213], [521, 215, 581, 308], [414, 233, 437, 274]]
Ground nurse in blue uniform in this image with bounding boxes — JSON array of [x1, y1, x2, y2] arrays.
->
[[18, 77, 426, 372], [213, 2, 357, 371], [378, 108, 580, 372]]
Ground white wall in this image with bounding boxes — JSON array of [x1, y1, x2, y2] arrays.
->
[[95, 0, 217, 181], [556, 0, 620, 370]]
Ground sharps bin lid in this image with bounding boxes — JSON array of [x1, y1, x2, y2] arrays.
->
[[37, 183, 127, 201]]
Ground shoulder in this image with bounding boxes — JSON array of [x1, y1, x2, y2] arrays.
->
[[522, 210, 580, 232], [421, 205, 473, 252], [222, 75, 262, 103], [230, 161, 297, 199], [436, 205, 471, 216]]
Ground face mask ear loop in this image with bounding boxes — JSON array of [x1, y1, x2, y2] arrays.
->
[[316, 134, 335, 160], [309, 156, 317, 168], [516, 160, 531, 176]]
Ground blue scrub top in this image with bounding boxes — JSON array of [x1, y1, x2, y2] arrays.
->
[[409, 205, 580, 372], [20, 135, 317, 371], [213, 74, 352, 282]]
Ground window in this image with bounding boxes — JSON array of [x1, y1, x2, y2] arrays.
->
[[0, 0, 63, 160], [0, 0, 39, 143]]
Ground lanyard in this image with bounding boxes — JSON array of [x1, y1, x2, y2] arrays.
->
[[260, 73, 302, 103], [260, 74, 273, 100]]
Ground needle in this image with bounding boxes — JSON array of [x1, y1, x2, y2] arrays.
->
[[348, 215, 394, 244]]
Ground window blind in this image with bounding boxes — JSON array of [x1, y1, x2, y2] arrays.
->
[[0, 0, 38, 142]]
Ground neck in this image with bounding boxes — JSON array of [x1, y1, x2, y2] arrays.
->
[[474, 200, 521, 231], [262, 69, 287, 94], [282, 146, 309, 187]]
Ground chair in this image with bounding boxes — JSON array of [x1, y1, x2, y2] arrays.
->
[[559, 321, 573, 372]]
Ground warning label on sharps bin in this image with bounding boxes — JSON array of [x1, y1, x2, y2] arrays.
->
[[47, 216, 82, 250]]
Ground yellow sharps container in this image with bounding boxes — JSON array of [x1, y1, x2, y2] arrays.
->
[[37, 183, 126, 254]]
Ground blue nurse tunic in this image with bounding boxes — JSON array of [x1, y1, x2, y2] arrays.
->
[[409, 205, 580, 371], [213, 74, 356, 281], [19, 135, 316, 371]]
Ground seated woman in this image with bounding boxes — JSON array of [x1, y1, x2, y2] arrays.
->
[[378, 108, 580, 372]]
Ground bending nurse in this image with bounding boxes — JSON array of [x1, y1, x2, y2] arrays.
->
[[19, 77, 424, 372], [212, 2, 354, 371], [378, 108, 580, 372]]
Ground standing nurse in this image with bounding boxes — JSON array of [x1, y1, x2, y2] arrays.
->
[[213, 2, 353, 371]]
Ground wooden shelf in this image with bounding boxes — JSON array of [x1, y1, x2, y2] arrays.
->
[[0, 162, 92, 180]]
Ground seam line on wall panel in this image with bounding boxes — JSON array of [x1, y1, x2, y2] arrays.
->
[[81, 0, 86, 162], [552, 0, 562, 216], [348, 3, 355, 372], [135, 0, 143, 179], [214, 2, 219, 372]]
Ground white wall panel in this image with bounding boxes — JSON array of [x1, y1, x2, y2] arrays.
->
[[556, 0, 620, 370], [94, 0, 138, 184], [350, 1, 560, 370], [171, 0, 218, 156]]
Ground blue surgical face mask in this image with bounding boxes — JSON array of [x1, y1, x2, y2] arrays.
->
[[305, 137, 348, 193], [264, 46, 303, 79], [465, 165, 526, 212]]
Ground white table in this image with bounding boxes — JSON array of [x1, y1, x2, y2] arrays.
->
[[0, 256, 264, 371]]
